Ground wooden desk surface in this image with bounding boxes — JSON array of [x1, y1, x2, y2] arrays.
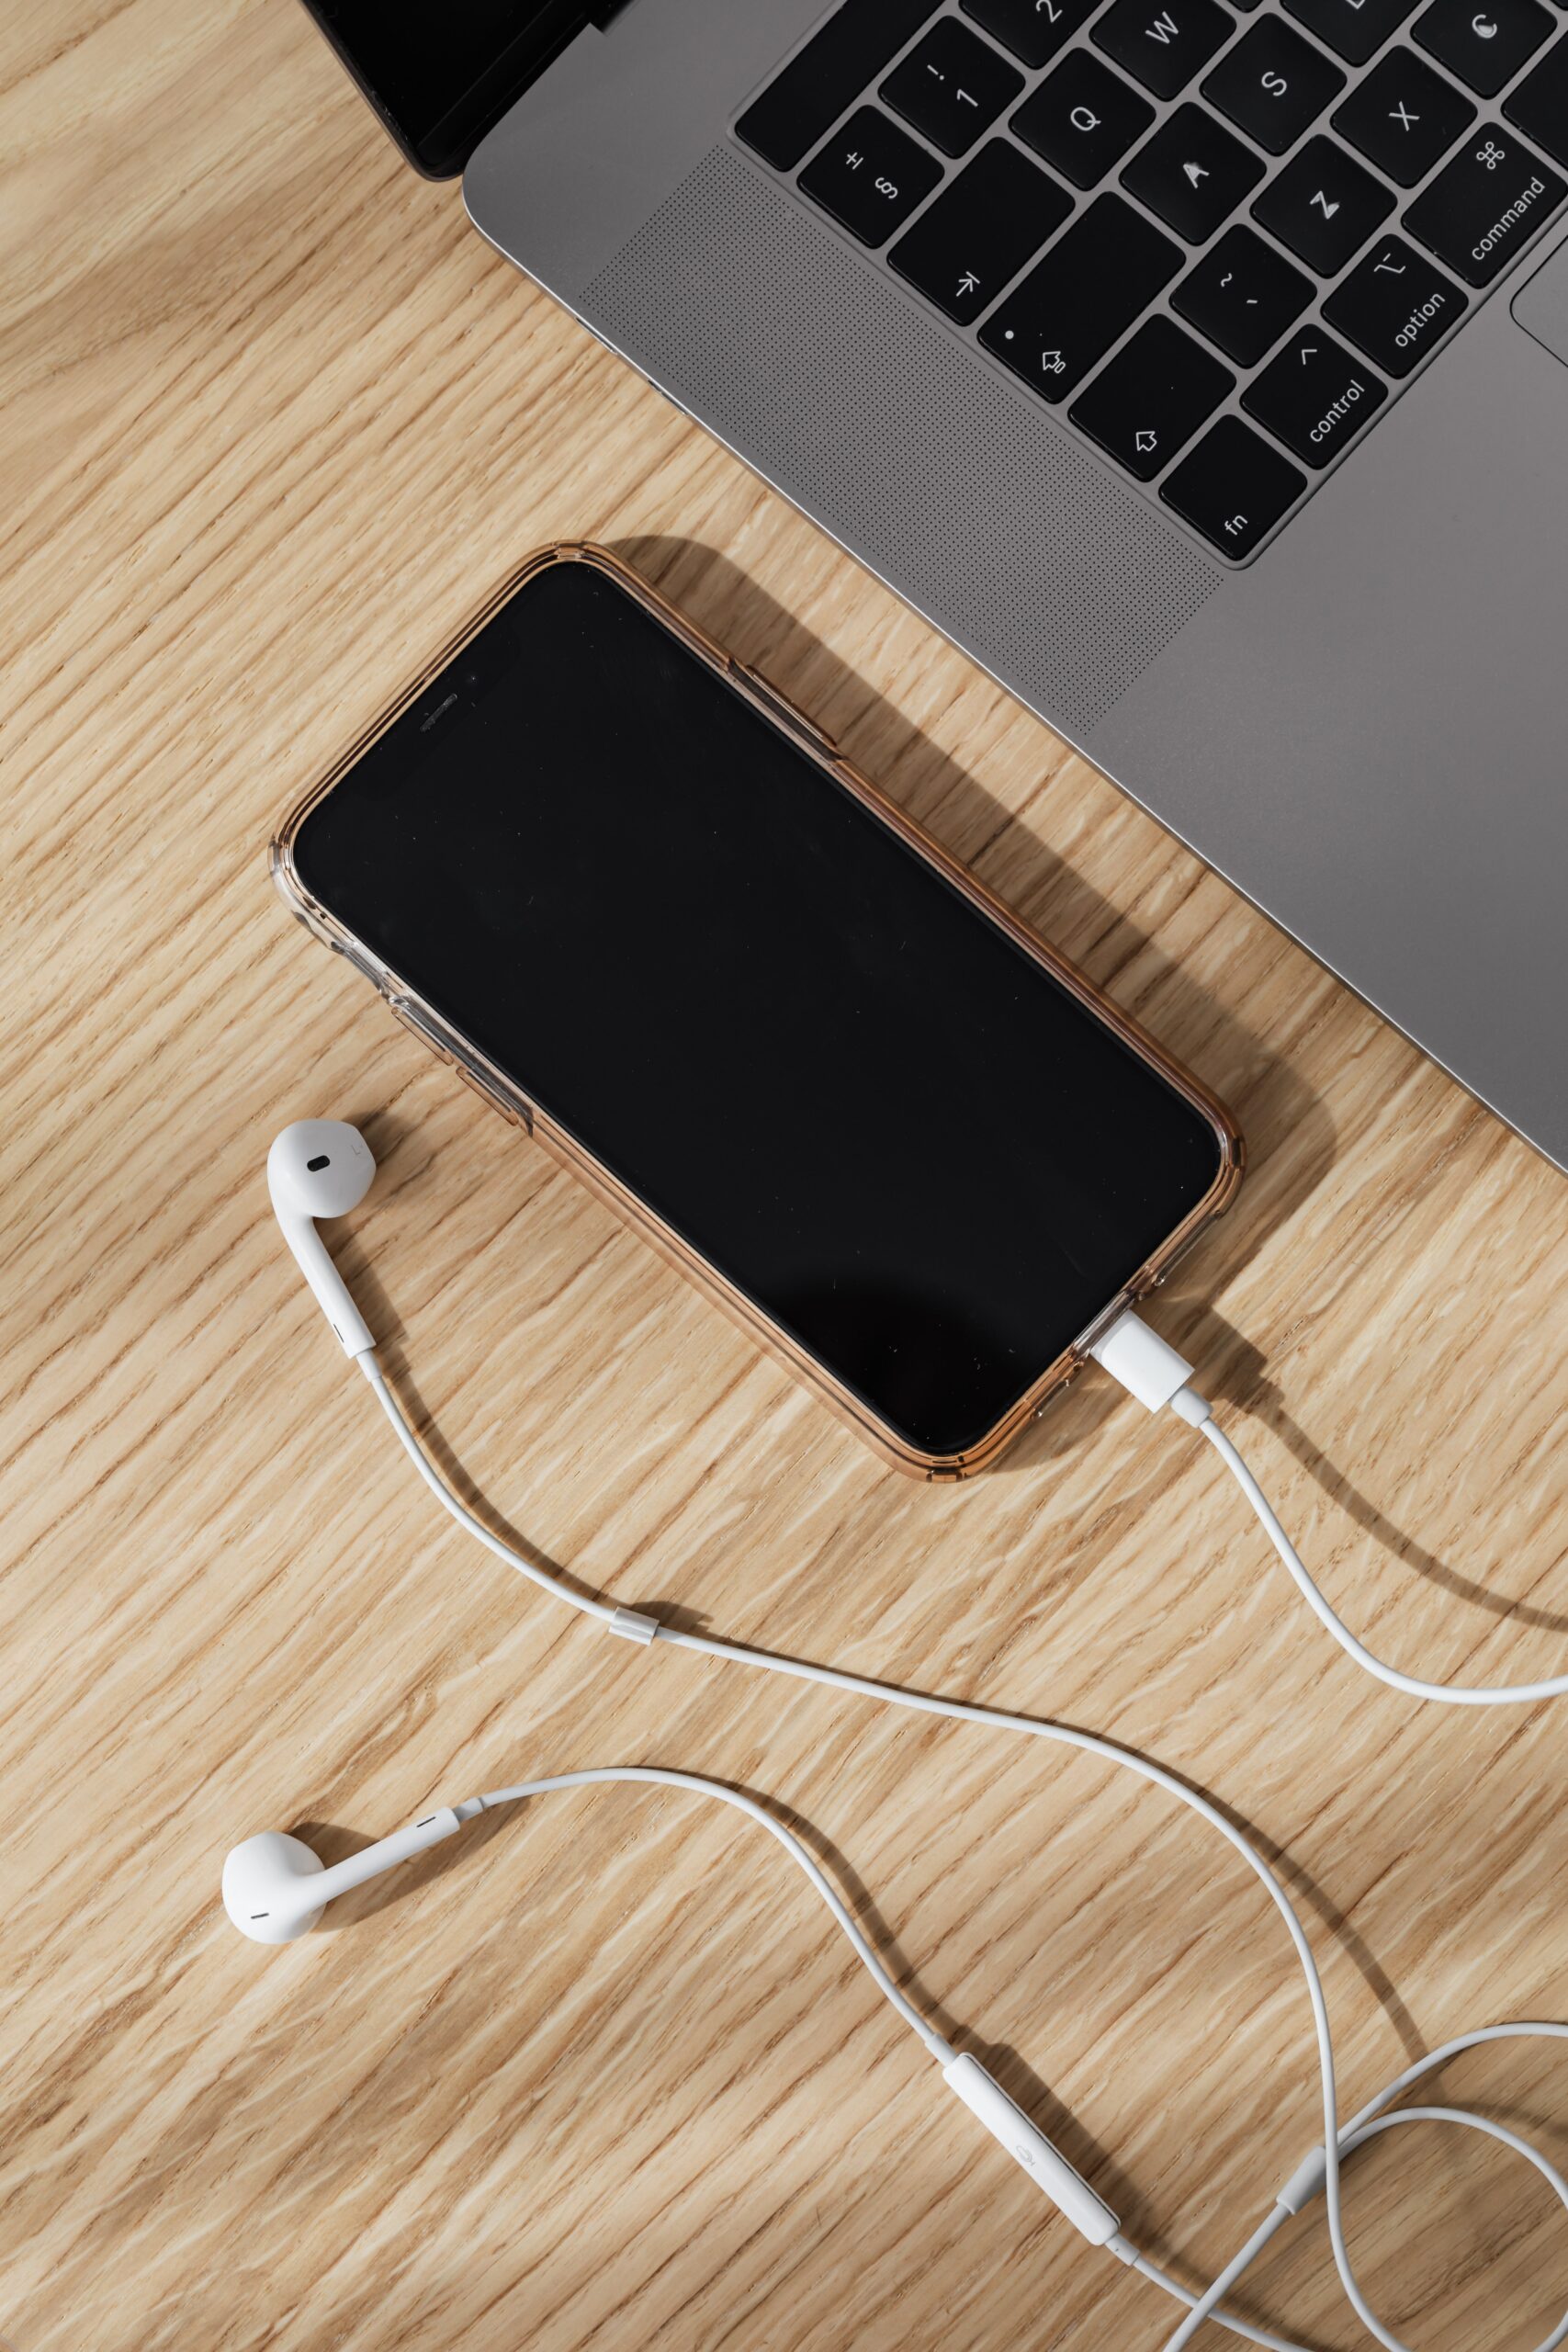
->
[[3, 7, 1566, 2347]]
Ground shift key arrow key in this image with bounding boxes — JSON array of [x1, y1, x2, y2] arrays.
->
[[982, 194, 1181, 400]]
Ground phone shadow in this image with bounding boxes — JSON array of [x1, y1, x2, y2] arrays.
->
[[609, 534, 1339, 1476]]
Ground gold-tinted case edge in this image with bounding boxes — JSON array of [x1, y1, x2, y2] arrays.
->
[[271, 543, 1244, 1479]]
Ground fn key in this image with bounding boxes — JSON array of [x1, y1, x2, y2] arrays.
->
[[1161, 415, 1305, 556]]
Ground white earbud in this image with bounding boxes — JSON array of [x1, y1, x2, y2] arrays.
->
[[221, 1810, 468, 1942], [267, 1119, 378, 1357]]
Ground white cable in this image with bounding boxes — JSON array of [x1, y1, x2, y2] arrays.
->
[[465, 1765, 953, 2062], [363, 1355, 619, 1627], [1156, 2069, 1568, 2352], [1192, 1403, 1568, 1707], [1085, 1306, 1568, 1707], [358, 1355, 1568, 2352]]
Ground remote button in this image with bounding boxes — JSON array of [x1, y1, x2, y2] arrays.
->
[[1173, 220, 1315, 359], [1284, 0, 1417, 64], [800, 106, 945, 244], [738, 0, 939, 169], [981, 193, 1183, 397], [1069, 314, 1235, 474], [1092, 0, 1235, 100], [1504, 33, 1568, 163], [1161, 413, 1306, 548], [1333, 48, 1476, 182], [1322, 233, 1466, 368], [1121, 101, 1267, 238], [1202, 19, 1347, 153], [963, 0, 1102, 66], [1013, 52, 1156, 187], [882, 17, 1025, 154], [891, 138, 1073, 320], [1404, 120, 1565, 279], [1412, 0, 1552, 94], [1244, 325, 1388, 462], [1253, 134, 1395, 271]]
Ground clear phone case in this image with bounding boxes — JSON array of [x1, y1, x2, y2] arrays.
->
[[271, 543, 1244, 1477]]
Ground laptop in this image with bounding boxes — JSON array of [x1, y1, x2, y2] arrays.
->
[[301, 0, 1568, 1170]]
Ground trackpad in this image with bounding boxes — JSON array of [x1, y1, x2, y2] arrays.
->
[[1513, 233, 1568, 365]]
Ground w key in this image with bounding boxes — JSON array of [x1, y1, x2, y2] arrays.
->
[[1092, 0, 1235, 99]]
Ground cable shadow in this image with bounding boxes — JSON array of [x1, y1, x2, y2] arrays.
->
[[1182, 1304, 1568, 1637], [367, 1341, 614, 1620], [288, 1741, 1395, 2352], [606, 535, 1340, 1480], [292, 1806, 517, 1930], [313, 1305, 1427, 2081]]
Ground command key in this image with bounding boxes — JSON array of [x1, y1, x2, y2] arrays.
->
[[1404, 125, 1565, 287]]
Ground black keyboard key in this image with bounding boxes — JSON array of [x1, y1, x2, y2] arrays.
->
[[1013, 51, 1156, 186], [1202, 20, 1347, 153], [1284, 0, 1417, 65], [1174, 220, 1315, 358], [882, 17, 1025, 155], [1404, 120, 1565, 279], [1161, 413, 1306, 548], [800, 106, 944, 244], [963, 0, 1101, 67], [1253, 134, 1395, 270], [980, 193, 1182, 396], [739, 0, 938, 170], [1244, 325, 1387, 462], [1121, 101, 1267, 237], [891, 138, 1073, 319], [1333, 50, 1476, 182], [1504, 32, 1568, 164], [1323, 232, 1466, 368], [1092, 0, 1235, 99], [1413, 0, 1552, 93], [1069, 314, 1235, 473]]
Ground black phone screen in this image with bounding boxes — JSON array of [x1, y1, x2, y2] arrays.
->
[[301, 2, 581, 177], [293, 559, 1227, 1457]]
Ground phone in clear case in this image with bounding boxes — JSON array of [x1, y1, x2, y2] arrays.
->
[[272, 543, 1242, 1477]]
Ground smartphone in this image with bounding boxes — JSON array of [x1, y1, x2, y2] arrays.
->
[[272, 546, 1242, 1477]]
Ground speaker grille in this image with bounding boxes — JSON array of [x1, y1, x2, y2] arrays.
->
[[585, 144, 1221, 738]]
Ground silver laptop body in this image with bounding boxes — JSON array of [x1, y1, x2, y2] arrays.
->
[[462, 0, 1568, 1169]]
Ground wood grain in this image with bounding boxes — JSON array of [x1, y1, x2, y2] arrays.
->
[[1, 6, 1565, 2347]]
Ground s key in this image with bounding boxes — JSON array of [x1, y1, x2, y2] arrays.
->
[[1202, 19, 1347, 153]]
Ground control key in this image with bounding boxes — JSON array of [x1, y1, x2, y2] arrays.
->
[[1243, 326, 1387, 465]]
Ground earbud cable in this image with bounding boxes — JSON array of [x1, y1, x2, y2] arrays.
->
[[359, 1354, 1568, 2351], [466, 1765, 953, 2062], [1190, 1404, 1568, 1705]]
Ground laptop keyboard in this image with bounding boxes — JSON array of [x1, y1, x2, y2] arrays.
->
[[736, 0, 1568, 560]]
